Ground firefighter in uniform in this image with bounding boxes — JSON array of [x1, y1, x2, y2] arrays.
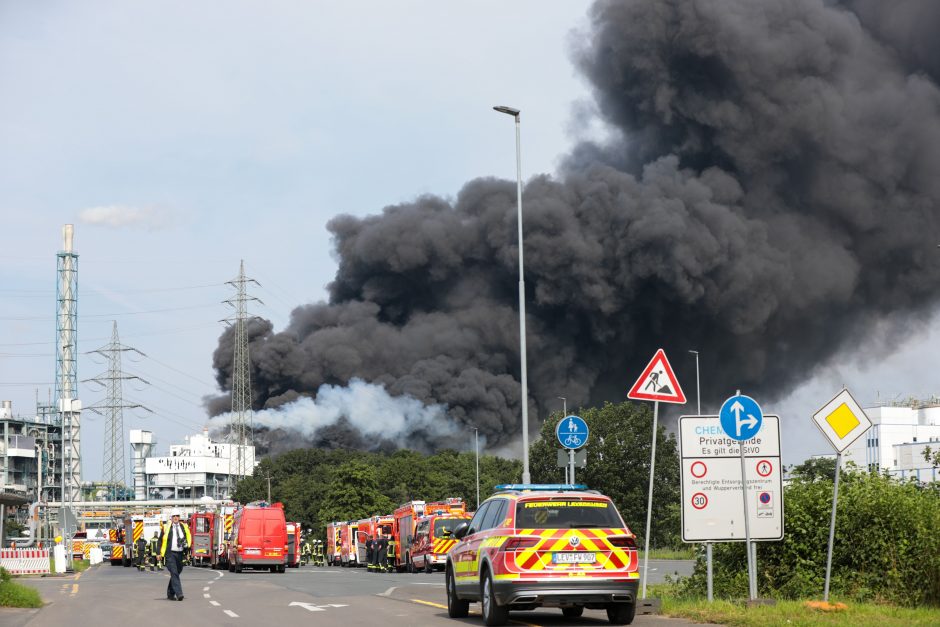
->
[[385, 537, 396, 573], [315, 540, 325, 567], [135, 534, 148, 571], [148, 532, 160, 571], [301, 538, 312, 566], [376, 533, 388, 572], [365, 535, 375, 572]]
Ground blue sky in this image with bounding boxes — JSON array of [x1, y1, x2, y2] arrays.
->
[[1, 1, 936, 482]]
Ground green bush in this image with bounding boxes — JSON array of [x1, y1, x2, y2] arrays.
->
[[679, 469, 940, 606], [0, 567, 43, 608]]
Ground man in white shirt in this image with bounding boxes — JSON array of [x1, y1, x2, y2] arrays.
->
[[159, 510, 192, 600]]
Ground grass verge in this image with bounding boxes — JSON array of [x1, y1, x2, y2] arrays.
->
[[649, 584, 939, 626], [0, 568, 43, 608], [638, 548, 697, 560]]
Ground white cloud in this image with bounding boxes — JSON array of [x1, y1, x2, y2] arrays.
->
[[78, 205, 169, 230]]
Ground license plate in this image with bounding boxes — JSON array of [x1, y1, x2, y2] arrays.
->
[[245, 549, 260, 555], [552, 552, 596, 564]]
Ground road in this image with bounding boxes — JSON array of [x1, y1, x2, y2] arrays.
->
[[5, 560, 707, 627]]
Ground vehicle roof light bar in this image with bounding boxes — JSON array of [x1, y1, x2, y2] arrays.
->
[[493, 483, 588, 492]]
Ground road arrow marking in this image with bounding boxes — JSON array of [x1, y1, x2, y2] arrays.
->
[[290, 602, 325, 612]]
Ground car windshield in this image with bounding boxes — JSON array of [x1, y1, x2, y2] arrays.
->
[[515, 499, 623, 529], [433, 518, 468, 538]]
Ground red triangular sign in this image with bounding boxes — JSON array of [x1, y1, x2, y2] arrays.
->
[[627, 348, 687, 404]]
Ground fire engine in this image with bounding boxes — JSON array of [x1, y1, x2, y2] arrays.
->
[[392, 500, 425, 572], [326, 521, 343, 566], [286, 522, 302, 568], [188, 511, 217, 567], [410, 498, 471, 573], [339, 520, 360, 567], [355, 515, 393, 565], [213, 504, 238, 570]]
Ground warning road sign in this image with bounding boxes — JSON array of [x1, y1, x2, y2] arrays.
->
[[627, 349, 686, 404]]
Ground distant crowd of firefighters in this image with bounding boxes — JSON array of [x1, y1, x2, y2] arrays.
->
[[363, 532, 395, 573]]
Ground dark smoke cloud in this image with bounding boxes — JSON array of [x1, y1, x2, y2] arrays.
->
[[210, 0, 940, 452]]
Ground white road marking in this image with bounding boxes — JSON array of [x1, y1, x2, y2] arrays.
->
[[210, 601, 221, 607], [378, 586, 398, 597], [224, 610, 238, 618], [204, 593, 211, 598], [413, 582, 445, 586], [203, 586, 210, 591]]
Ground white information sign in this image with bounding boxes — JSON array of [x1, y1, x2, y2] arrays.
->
[[680, 415, 784, 542]]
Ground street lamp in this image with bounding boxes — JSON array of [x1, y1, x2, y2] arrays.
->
[[493, 104, 530, 484], [470, 427, 480, 509], [689, 349, 712, 602]]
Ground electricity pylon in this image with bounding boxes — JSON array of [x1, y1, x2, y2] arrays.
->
[[83, 321, 151, 499]]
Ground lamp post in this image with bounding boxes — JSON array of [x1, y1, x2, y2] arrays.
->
[[470, 427, 480, 509], [558, 397, 568, 483], [493, 104, 530, 484]]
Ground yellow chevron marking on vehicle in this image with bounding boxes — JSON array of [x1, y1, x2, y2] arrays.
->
[[133, 521, 143, 542]]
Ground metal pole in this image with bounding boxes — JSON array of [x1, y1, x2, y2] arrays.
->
[[641, 401, 659, 599], [823, 452, 842, 602], [690, 350, 712, 601], [474, 428, 480, 509], [738, 398, 755, 601], [512, 115, 530, 484], [706, 543, 713, 602], [569, 448, 575, 484]]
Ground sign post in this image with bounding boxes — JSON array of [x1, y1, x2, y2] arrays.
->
[[556, 416, 588, 484], [811, 388, 872, 602], [719, 392, 763, 601], [628, 349, 686, 599]]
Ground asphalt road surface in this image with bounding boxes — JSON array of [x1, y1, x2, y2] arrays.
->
[[5, 560, 707, 627]]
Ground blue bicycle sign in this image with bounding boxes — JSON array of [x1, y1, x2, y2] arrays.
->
[[556, 415, 589, 450]]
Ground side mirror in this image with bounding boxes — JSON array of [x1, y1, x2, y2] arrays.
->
[[453, 522, 469, 540]]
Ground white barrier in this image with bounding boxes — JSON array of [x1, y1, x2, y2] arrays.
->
[[53, 545, 66, 573], [0, 548, 51, 575]]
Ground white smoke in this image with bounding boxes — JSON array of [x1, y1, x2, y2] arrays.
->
[[210, 378, 461, 449], [78, 204, 169, 230]]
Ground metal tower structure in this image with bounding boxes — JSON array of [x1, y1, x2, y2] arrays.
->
[[223, 260, 261, 484], [83, 321, 151, 500], [55, 224, 81, 503]]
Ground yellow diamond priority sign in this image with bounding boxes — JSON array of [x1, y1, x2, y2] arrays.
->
[[812, 389, 872, 452]]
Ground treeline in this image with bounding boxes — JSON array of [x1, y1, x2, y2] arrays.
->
[[233, 447, 521, 536], [234, 400, 684, 549]]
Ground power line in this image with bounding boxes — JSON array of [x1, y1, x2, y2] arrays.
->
[[0, 302, 220, 321]]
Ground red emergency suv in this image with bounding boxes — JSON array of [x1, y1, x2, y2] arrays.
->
[[445, 485, 639, 626]]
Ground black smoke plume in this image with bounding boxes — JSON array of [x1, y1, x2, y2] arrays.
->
[[210, 0, 940, 454]]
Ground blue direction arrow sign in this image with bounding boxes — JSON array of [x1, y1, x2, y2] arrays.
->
[[719, 394, 763, 441], [556, 415, 589, 450]]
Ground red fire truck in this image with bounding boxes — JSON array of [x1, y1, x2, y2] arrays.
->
[[326, 521, 343, 566], [285, 522, 302, 568], [355, 515, 393, 565], [410, 498, 471, 573], [188, 511, 216, 567], [392, 500, 426, 572], [339, 520, 360, 567]]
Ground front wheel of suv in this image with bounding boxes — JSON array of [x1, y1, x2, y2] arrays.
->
[[446, 567, 469, 618], [607, 603, 636, 625], [481, 570, 509, 626]]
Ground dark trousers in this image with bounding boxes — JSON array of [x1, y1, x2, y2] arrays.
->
[[166, 551, 184, 599]]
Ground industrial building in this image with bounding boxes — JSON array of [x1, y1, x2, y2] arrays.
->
[[134, 428, 255, 501], [841, 400, 940, 482], [0, 400, 65, 503]]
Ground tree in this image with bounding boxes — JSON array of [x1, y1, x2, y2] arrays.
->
[[317, 459, 395, 524], [788, 456, 837, 482], [529, 401, 681, 548]]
